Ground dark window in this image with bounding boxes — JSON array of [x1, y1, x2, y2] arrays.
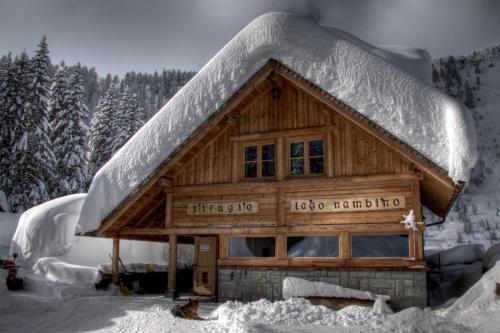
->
[[308, 140, 324, 174], [289, 139, 324, 176], [228, 237, 275, 257], [351, 235, 409, 257], [243, 143, 276, 179], [287, 236, 339, 257], [244, 146, 257, 178], [262, 144, 276, 177]]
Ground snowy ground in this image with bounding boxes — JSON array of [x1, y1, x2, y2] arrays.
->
[[0, 262, 499, 333]]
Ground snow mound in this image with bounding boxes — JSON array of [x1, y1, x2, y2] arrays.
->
[[33, 257, 98, 285], [282, 276, 389, 301], [10, 194, 86, 266], [77, 12, 478, 233]]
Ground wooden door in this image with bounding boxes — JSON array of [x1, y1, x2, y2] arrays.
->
[[193, 236, 217, 296]]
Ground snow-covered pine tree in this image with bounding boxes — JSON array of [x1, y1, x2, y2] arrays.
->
[[0, 53, 18, 195], [9, 45, 55, 212], [50, 64, 89, 197], [111, 86, 144, 154], [88, 84, 121, 178]]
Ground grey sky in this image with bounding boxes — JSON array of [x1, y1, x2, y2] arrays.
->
[[0, 0, 499, 75]]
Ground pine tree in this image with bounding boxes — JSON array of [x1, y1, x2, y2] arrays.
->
[[50, 64, 89, 197], [88, 84, 121, 178], [111, 86, 144, 154], [9, 47, 54, 212], [0, 53, 18, 195], [464, 81, 475, 108]]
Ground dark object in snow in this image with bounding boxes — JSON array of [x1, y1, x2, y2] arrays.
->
[[482, 243, 500, 269], [0, 253, 23, 291], [171, 299, 205, 320], [427, 244, 484, 267]]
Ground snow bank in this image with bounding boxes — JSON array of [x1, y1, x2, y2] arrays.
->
[[10, 194, 86, 266], [10, 195, 192, 285], [282, 277, 389, 301], [0, 269, 14, 312], [77, 12, 477, 234]]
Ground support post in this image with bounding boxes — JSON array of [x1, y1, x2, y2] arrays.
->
[[112, 237, 120, 284], [166, 233, 177, 299]]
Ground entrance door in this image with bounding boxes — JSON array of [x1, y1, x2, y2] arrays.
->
[[193, 236, 217, 296]]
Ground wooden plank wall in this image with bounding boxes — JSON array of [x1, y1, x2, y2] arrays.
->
[[174, 77, 410, 187]]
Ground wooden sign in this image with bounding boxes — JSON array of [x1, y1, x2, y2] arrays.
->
[[291, 196, 405, 213], [187, 201, 258, 215]]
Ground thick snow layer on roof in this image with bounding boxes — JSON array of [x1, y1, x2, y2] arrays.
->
[[77, 12, 478, 233]]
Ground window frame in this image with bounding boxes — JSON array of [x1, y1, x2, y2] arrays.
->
[[240, 140, 277, 180], [286, 135, 326, 178]]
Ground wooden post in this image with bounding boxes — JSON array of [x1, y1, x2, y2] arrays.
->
[[167, 233, 177, 299], [232, 141, 239, 183], [276, 137, 284, 181], [277, 187, 285, 227], [165, 191, 173, 228], [112, 237, 120, 284], [340, 232, 350, 262]]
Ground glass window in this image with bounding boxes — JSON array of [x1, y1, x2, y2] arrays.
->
[[243, 143, 276, 179], [244, 146, 257, 178], [289, 139, 324, 176], [262, 144, 276, 177], [351, 235, 409, 257], [309, 140, 324, 174], [228, 237, 275, 257], [287, 236, 339, 257]]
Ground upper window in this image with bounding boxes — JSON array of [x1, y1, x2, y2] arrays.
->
[[243, 143, 276, 179], [289, 138, 324, 176]]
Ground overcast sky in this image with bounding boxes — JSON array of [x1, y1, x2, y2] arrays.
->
[[0, 0, 499, 76]]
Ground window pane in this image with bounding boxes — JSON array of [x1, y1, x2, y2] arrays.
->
[[309, 157, 324, 174], [244, 146, 257, 162], [262, 160, 275, 177], [290, 141, 304, 158], [290, 159, 304, 175], [244, 162, 257, 178], [351, 235, 409, 257], [287, 236, 339, 257], [262, 144, 275, 160], [228, 237, 275, 257], [309, 140, 324, 157]]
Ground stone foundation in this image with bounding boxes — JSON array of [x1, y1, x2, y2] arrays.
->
[[218, 268, 426, 311]]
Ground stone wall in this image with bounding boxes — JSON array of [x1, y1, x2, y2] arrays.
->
[[218, 268, 426, 311]]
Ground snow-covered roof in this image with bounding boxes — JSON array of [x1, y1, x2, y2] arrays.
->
[[76, 12, 477, 234]]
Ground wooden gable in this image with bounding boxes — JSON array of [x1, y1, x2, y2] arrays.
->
[[94, 59, 461, 237]]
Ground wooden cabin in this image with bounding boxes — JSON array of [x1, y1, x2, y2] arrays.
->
[[89, 59, 462, 309]]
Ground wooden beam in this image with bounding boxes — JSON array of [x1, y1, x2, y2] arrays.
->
[[112, 237, 120, 284], [166, 192, 173, 228], [167, 233, 177, 297], [218, 258, 426, 269], [229, 126, 330, 142]]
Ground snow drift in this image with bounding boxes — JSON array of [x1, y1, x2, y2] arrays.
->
[[77, 12, 478, 233], [10, 195, 192, 285], [282, 277, 389, 301]]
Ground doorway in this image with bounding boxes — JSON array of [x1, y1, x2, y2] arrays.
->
[[193, 236, 217, 296]]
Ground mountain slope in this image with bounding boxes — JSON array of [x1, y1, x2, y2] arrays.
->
[[426, 45, 500, 250]]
